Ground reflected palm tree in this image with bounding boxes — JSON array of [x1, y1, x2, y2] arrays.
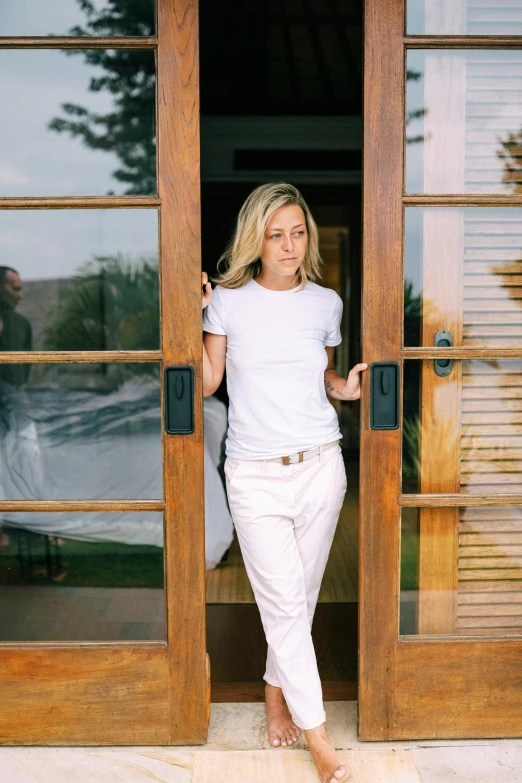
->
[[43, 254, 159, 355]]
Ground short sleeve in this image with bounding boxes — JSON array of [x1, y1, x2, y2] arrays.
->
[[325, 294, 343, 346], [202, 286, 227, 335]]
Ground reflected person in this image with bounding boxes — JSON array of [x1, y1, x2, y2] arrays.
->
[[0, 267, 41, 542], [0, 266, 32, 383]]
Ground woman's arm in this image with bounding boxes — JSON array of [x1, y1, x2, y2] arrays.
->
[[324, 347, 367, 401], [203, 332, 226, 397], [202, 272, 227, 397]]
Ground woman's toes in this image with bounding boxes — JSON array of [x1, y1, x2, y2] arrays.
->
[[332, 766, 348, 781], [270, 736, 281, 747]]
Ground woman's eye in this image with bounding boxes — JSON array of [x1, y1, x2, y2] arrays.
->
[[270, 233, 281, 239], [294, 231, 304, 236]]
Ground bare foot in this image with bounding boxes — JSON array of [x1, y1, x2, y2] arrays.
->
[[305, 724, 349, 783], [265, 684, 301, 748]]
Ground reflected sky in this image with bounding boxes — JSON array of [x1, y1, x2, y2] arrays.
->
[[0, 48, 155, 196], [0, 209, 157, 280], [0, 0, 153, 36]]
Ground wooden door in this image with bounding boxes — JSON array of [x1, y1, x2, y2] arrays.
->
[[0, 0, 208, 744], [360, 0, 522, 739]]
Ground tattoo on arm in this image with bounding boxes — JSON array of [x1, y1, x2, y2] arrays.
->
[[325, 379, 350, 399]]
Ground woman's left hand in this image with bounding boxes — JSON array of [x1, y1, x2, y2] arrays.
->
[[343, 363, 368, 400]]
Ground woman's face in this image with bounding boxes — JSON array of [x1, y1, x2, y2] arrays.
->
[[260, 204, 308, 281]]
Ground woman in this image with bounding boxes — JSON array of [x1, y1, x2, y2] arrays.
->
[[202, 183, 366, 783]]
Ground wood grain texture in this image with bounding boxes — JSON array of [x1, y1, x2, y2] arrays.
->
[[0, 37, 158, 48], [359, 0, 404, 741], [0, 351, 161, 363], [0, 500, 164, 512], [157, 0, 209, 744], [401, 494, 522, 506], [0, 646, 170, 745], [404, 195, 522, 205], [405, 36, 522, 47], [403, 348, 522, 358], [0, 197, 160, 209], [395, 639, 522, 738]]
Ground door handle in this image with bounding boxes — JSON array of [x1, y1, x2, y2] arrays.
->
[[165, 366, 194, 434], [370, 362, 399, 430], [434, 330, 453, 377]]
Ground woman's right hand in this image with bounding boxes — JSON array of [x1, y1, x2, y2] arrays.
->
[[202, 272, 212, 310]]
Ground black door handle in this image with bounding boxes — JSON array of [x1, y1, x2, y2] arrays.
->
[[434, 330, 453, 377], [370, 362, 399, 430], [165, 366, 194, 434]]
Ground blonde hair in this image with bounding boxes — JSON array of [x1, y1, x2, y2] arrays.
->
[[214, 183, 323, 289]]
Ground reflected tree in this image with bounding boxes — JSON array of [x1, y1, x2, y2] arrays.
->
[[497, 132, 522, 193], [44, 255, 159, 352], [49, 0, 156, 195]]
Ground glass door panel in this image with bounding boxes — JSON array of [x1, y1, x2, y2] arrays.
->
[[0, 362, 161, 500], [0, 209, 159, 350], [0, 49, 156, 196], [0, 1, 156, 36], [404, 207, 522, 348], [407, 0, 522, 36], [401, 505, 522, 637], [406, 50, 522, 194], [0, 512, 164, 642], [404, 360, 522, 496]]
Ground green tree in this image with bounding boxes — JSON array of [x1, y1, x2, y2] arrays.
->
[[44, 255, 159, 352], [49, 0, 156, 195]]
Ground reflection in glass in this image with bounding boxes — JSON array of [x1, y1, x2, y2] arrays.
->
[[0, 512, 164, 642], [0, 362, 162, 500], [0, 210, 159, 351], [403, 360, 522, 496], [407, 0, 522, 36], [0, 49, 155, 196], [0, 0, 156, 36], [400, 506, 522, 636], [406, 50, 522, 194], [404, 207, 522, 348]]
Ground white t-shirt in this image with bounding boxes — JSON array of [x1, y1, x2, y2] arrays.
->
[[203, 278, 343, 460]]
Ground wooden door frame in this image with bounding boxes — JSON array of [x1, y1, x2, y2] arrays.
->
[[359, 0, 522, 741], [0, 0, 208, 745]]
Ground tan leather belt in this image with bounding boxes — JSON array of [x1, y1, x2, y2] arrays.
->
[[266, 440, 340, 466]]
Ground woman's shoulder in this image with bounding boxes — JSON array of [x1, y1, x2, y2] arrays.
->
[[305, 281, 342, 305]]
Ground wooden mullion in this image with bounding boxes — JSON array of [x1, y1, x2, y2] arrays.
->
[[0, 37, 157, 49], [157, 0, 208, 745], [0, 197, 160, 209], [404, 195, 522, 207], [359, 0, 404, 741], [404, 36, 522, 48], [402, 348, 522, 359], [0, 351, 162, 363], [0, 500, 165, 512], [401, 494, 522, 507]]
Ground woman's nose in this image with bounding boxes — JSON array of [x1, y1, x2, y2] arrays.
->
[[282, 233, 294, 251]]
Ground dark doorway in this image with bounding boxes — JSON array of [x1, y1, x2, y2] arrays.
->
[[200, 0, 363, 702]]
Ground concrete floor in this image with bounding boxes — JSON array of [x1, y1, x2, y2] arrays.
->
[[1, 702, 521, 782]]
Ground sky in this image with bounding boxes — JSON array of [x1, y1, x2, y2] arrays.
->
[[0, 1, 157, 280]]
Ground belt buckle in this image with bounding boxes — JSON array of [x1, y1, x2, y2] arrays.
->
[[282, 450, 306, 465]]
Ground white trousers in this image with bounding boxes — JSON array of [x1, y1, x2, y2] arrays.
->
[[224, 443, 347, 730]]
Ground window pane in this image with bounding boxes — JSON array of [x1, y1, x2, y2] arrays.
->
[[406, 50, 522, 195], [404, 207, 522, 349], [403, 360, 522, 496], [0, 50, 156, 196], [401, 506, 522, 637], [0, 362, 162, 499], [0, 513, 164, 642], [0, 209, 159, 351], [407, 0, 522, 36], [0, 0, 155, 36]]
